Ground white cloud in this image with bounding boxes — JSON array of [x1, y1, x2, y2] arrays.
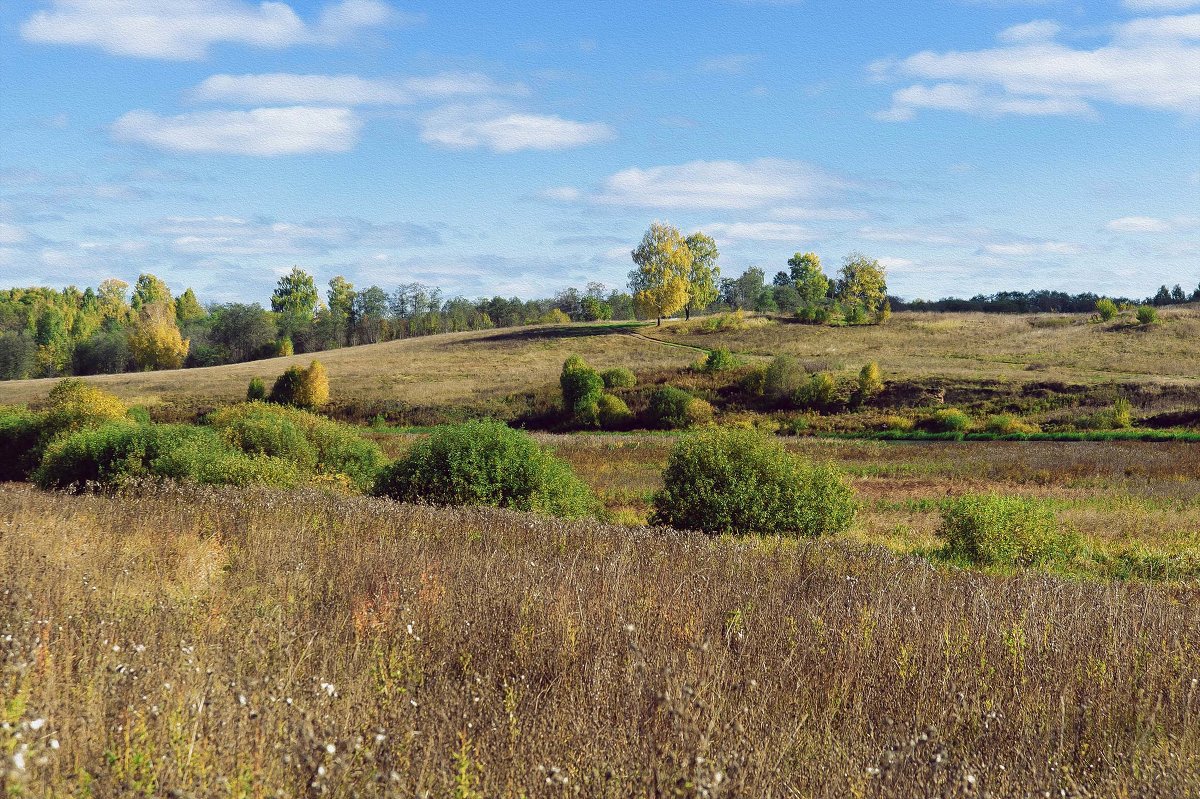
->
[[540, 186, 583, 202], [1107, 215, 1174, 233], [878, 257, 916, 270], [21, 0, 402, 60], [997, 20, 1062, 43], [151, 214, 441, 256], [857, 225, 977, 246], [593, 159, 848, 210], [0, 223, 29, 245], [874, 14, 1200, 119], [769, 206, 869, 222], [418, 104, 614, 152], [702, 221, 812, 242], [192, 71, 522, 105], [112, 107, 361, 156], [981, 241, 1081, 257], [1123, 0, 1200, 10]]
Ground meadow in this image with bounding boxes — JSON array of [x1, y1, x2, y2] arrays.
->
[[5, 310, 1200, 796], [3, 483, 1198, 797]]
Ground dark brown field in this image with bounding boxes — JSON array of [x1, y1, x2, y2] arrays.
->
[[3, 483, 1199, 797]]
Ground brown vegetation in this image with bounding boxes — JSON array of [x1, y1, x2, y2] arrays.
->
[[2, 483, 1198, 796]]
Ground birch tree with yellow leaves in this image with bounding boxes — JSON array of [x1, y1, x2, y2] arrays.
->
[[628, 222, 693, 325]]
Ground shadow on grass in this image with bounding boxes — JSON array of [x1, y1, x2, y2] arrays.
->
[[458, 323, 647, 345]]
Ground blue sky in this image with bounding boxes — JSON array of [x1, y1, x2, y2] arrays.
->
[[1, 0, 1197, 303]]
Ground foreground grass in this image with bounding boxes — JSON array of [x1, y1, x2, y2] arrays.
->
[[3, 483, 1198, 796]]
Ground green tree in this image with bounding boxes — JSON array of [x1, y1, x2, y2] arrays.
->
[[836, 252, 888, 320], [131, 273, 174, 318], [97, 279, 131, 324], [327, 276, 356, 345], [684, 232, 720, 320], [175, 288, 206, 322], [271, 267, 319, 336], [788, 252, 830, 305], [629, 222, 693, 325]]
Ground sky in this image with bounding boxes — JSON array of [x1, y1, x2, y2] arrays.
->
[[0, 0, 1198, 304]]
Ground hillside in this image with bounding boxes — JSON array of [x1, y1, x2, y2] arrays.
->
[[4, 308, 1200, 420]]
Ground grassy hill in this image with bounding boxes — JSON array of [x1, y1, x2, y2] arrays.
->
[[4, 308, 1200, 424]]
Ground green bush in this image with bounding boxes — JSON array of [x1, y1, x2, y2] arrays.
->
[[938, 493, 1077, 567], [596, 393, 633, 429], [857, 362, 883, 400], [649, 386, 703, 430], [984, 414, 1039, 435], [207, 402, 383, 491], [685, 397, 715, 427], [1137, 305, 1158, 325], [372, 419, 597, 519], [1095, 298, 1118, 321], [0, 406, 43, 481], [796, 372, 838, 411], [930, 407, 970, 433], [247, 377, 266, 401], [651, 428, 856, 537], [33, 422, 304, 491], [702, 348, 736, 373], [763, 355, 804, 405], [560, 355, 604, 427], [40, 379, 129, 443], [843, 303, 868, 325], [268, 361, 328, 410], [600, 367, 636, 390]]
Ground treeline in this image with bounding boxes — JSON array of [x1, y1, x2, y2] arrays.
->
[[894, 283, 1200, 314], [0, 270, 646, 380]]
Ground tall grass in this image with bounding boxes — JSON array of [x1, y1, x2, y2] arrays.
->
[[2, 483, 1198, 796]]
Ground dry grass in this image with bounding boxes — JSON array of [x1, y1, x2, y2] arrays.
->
[[0, 324, 695, 412], [652, 307, 1200, 387], [3, 482, 1199, 797]]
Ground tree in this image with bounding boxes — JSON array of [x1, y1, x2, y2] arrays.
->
[[560, 355, 604, 427], [722, 267, 765, 310], [175, 288, 205, 322], [271, 267, 319, 336], [327, 276, 356, 345], [788, 252, 830, 305], [836, 253, 888, 320], [208, 303, 277, 362], [0, 332, 36, 380], [353, 286, 389, 344], [684, 232, 720, 320], [629, 222, 693, 324], [127, 307, 189, 371], [97, 279, 130, 324], [131, 273, 174, 318]]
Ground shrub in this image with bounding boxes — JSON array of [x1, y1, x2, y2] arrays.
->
[[34, 421, 304, 491], [651, 428, 856, 537], [700, 310, 746, 333], [858, 362, 884, 400], [601, 367, 636, 390], [880, 414, 914, 432], [701, 348, 736, 373], [269, 361, 329, 410], [247, 377, 266, 401], [1137, 305, 1158, 325], [938, 494, 1077, 567], [207, 402, 383, 491], [560, 356, 604, 427], [843, 303, 868, 325], [40, 379, 129, 443], [763, 355, 804, 405], [796, 372, 838, 411], [1112, 397, 1133, 429], [984, 414, 1040, 435], [930, 407, 970, 433], [596, 394, 633, 430], [538, 309, 571, 325], [0, 406, 43, 481], [372, 419, 596, 518], [277, 337, 294, 357], [685, 397, 715, 427], [1095, 298, 1118, 322], [649, 386, 701, 430]]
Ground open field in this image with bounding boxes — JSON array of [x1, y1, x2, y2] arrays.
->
[[366, 432, 1200, 579], [3, 483, 1198, 797], [7, 309, 1200, 425]]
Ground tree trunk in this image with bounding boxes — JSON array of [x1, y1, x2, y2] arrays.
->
[[656, 317, 661, 326], [685, 306, 691, 321]]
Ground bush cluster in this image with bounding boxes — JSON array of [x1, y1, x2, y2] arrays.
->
[[929, 407, 970, 433], [373, 419, 596, 518], [600, 367, 636, 390], [649, 385, 714, 430], [938, 493, 1077, 567], [701, 348, 736, 373], [651, 428, 856, 537], [269, 360, 329, 410], [560, 355, 604, 427]]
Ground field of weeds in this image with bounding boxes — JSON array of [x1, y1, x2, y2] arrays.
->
[[2, 482, 1199, 797]]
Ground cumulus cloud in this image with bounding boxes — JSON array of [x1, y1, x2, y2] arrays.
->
[[591, 159, 849, 210], [20, 0, 406, 60], [418, 104, 614, 152], [1106, 215, 1198, 232], [112, 107, 361, 156], [874, 13, 1200, 119], [192, 71, 524, 105]]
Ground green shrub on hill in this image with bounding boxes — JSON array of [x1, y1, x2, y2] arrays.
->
[[930, 407, 970, 433], [40, 379, 129, 443], [938, 493, 1077, 567], [269, 361, 329, 410], [763, 355, 804, 405], [373, 419, 596, 519], [651, 428, 856, 537], [560, 355, 604, 427], [596, 393, 633, 430], [600, 367, 636, 390], [246, 377, 266, 401], [701, 348, 736, 373], [648, 385, 713, 430], [0, 406, 43, 482]]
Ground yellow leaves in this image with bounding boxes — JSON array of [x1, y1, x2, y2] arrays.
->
[[630, 221, 694, 320], [127, 306, 189, 371]]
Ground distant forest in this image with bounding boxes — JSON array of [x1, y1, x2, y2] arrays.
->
[[1, 257, 1196, 381]]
